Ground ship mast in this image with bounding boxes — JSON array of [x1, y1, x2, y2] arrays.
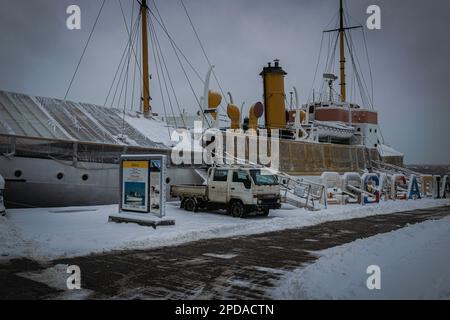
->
[[324, 0, 362, 103], [140, 0, 151, 117], [339, 0, 346, 102]]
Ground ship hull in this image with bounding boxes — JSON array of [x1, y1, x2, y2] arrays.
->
[[0, 139, 404, 208], [278, 139, 387, 176], [0, 156, 202, 208]]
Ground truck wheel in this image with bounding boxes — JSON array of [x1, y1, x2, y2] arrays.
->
[[261, 208, 270, 217], [184, 198, 197, 212], [229, 201, 246, 218]]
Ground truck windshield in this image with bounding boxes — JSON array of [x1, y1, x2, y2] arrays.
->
[[249, 170, 278, 186]]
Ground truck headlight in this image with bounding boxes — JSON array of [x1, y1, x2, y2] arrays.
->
[[257, 199, 262, 204], [277, 198, 281, 204]]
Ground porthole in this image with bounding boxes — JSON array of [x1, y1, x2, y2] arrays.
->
[[82, 174, 89, 181], [14, 170, 22, 178], [57, 172, 64, 180], [166, 177, 171, 184]]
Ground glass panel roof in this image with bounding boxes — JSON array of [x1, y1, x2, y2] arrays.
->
[[0, 90, 167, 150]]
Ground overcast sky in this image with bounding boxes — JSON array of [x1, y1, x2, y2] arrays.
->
[[0, 0, 449, 164]]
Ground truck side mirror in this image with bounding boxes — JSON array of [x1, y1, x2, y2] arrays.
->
[[244, 180, 251, 189]]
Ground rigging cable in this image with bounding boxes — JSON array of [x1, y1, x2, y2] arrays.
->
[[343, 0, 375, 108], [64, 0, 107, 100], [362, 28, 375, 108], [131, 23, 139, 111], [179, 0, 228, 108], [151, 1, 205, 84], [111, 18, 140, 108], [148, 17, 172, 137], [118, 0, 150, 112], [343, 13, 372, 109], [104, 16, 140, 107], [119, 0, 136, 138], [307, 32, 325, 103], [149, 17, 187, 127], [148, 5, 211, 127], [149, 17, 179, 129], [345, 31, 371, 108]]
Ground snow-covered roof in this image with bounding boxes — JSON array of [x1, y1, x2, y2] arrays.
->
[[377, 144, 404, 157], [0, 90, 168, 150]]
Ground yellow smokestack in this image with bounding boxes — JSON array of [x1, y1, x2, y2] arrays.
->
[[260, 59, 287, 130]]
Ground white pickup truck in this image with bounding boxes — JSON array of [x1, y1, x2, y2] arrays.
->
[[170, 167, 281, 218]]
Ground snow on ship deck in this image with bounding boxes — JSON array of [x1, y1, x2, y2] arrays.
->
[[0, 90, 170, 150]]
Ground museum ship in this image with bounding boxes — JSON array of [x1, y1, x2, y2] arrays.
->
[[0, 0, 403, 208]]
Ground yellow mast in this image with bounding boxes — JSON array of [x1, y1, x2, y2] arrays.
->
[[324, 0, 361, 103], [141, 0, 151, 117], [339, 0, 346, 102]]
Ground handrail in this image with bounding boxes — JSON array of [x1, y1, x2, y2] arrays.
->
[[371, 160, 421, 177]]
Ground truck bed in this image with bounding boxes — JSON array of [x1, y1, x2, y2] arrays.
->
[[170, 184, 207, 198]]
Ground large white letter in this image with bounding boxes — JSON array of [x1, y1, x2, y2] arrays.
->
[[366, 5, 381, 30], [366, 265, 381, 290], [66, 265, 81, 290], [171, 129, 193, 165], [66, 5, 81, 30]]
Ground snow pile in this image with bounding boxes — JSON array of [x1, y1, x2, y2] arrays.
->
[[0, 215, 37, 260], [1, 198, 450, 261], [272, 217, 450, 300], [377, 144, 404, 157], [18, 264, 93, 300]]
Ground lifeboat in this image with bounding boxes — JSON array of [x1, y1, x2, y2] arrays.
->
[[313, 121, 355, 139]]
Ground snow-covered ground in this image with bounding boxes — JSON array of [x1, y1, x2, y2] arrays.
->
[[271, 216, 450, 300], [1, 198, 450, 261]]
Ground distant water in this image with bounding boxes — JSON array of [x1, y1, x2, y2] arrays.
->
[[406, 165, 450, 175]]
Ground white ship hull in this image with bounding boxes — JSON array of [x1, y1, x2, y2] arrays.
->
[[0, 156, 202, 208]]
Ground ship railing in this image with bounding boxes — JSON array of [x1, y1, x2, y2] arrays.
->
[[277, 174, 327, 211], [371, 160, 422, 178], [221, 152, 327, 211], [0, 133, 168, 168]]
